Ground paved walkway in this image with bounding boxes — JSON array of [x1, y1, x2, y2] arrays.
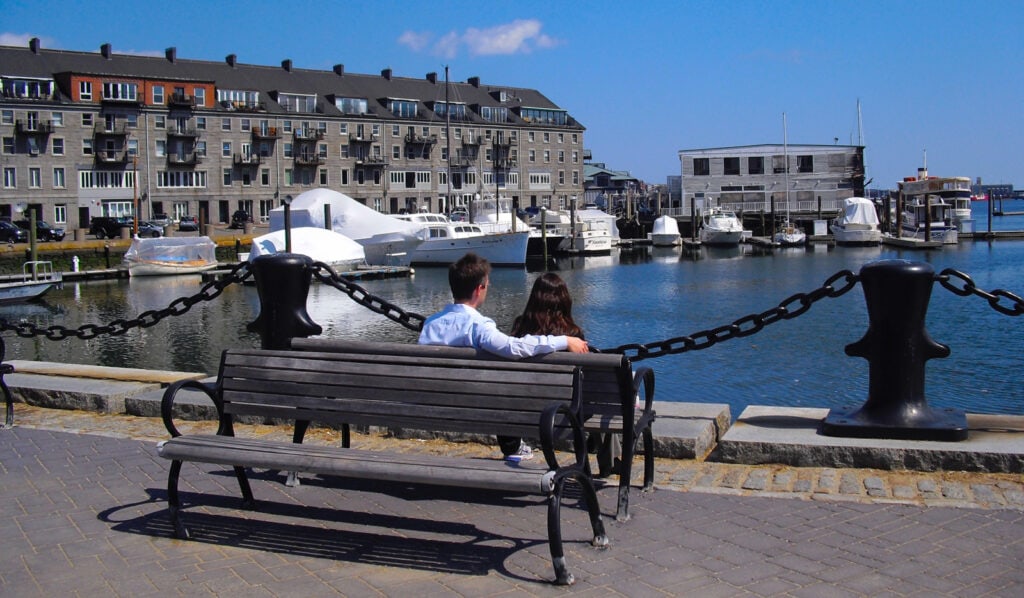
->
[[2, 406, 1023, 596]]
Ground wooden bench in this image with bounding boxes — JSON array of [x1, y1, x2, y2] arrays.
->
[[157, 347, 607, 585], [290, 338, 657, 521]]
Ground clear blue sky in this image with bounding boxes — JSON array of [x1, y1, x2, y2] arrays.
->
[[3, 0, 1021, 189]]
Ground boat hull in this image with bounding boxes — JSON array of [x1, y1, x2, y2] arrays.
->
[[651, 233, 681, 247], [408, 231, 529, 267], [128, 261, 219, 277], [527, 234, 565, 257], [699, 229, 743, 246], [0, 280, 56, 304], [831, 224, 881, 246]]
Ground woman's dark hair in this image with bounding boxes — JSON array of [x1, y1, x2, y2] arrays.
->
[[511, 273, 583, 338]]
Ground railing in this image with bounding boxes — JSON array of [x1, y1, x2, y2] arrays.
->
[[14, 120, 53, 135], [662, 198, 845, 218], [293, 129, 325, 141], [166, 125, 200, 138], [93, 123, 129, 136], [233, 153, 262, 166], [167, 93, 196, 108], [356, 156, 387, 167], [294, 154, 324, 166], [348, 133, 378, 144], [94, 150, 129, 164], [166, 153, 202, 165], [252, 127, 281, 140]]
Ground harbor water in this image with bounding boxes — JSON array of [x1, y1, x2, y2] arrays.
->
[[3, 200, 1023, 420]]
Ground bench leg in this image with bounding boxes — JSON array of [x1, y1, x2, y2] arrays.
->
[[642, 425, 655, 493], [234, 466, 255, 509], [166, 460, 191, 539], [287, 422, 350, 486], [548, 473, 608, 585], [1, 377, 13, 429]]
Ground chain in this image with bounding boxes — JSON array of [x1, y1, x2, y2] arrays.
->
[[0, 262, 253, 341], [603, 269, 860, 361], [310, 262, 427, 332], [936, 268, 1024, 316]]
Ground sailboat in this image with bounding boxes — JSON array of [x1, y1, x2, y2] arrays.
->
[[773, 113, 806, 247]]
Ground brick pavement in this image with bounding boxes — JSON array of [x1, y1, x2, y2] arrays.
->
[[2, 407, 1024, 596]]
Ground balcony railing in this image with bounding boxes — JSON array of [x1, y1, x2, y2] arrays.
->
[[252, 127, 281, 140], [93, 123, 129, 136], [100, 95, 142, 106], [348, 133, 379, 144], [167, 93, 196, 108], [494, 158, 518, 169], [450, 157, 474, 168], [15, 120, 54, 135], [356, 156, 388, 168], [94, 150, 129, 164], [166, 153, 202, 166], [404, 133, 438, 144], [233, 153, 262, 166], [492, 138, 514, 148], [294, 154, 324, 166], [461, 135, 482, 146], [293, 129, 325, 141], [166, 125, 200, 138]]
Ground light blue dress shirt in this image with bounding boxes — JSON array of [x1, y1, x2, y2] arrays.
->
[[418, 303, 568, 358]]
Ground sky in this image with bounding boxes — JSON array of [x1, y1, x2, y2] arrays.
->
[[2, 0, 1022, 189]]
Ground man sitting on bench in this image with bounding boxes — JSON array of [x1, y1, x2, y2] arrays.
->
[[419, 252, 589, 461]]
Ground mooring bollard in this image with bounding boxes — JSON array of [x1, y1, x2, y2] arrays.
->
[[821, 259, 968, 441], [247, 253, 322, 350]]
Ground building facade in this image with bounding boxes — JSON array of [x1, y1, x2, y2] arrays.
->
[[0, 39, 586, 230], [676, 144, 865, 214]]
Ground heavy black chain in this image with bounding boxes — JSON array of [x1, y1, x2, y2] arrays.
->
[[936, 268, 1024, 316], [0, 262, 253, 341], [603, 270, 860, 361], [310, 262, 427, 332]]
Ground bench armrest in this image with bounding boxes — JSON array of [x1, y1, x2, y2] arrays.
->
[[161, 379, 226, 438], [538, 401, 588, 471], [632, 366, 656, 430]]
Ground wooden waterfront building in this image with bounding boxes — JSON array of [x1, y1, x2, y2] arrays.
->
[[0, 39, 586, 231]]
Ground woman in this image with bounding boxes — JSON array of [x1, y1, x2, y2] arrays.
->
[[508, 273, 621, 476]]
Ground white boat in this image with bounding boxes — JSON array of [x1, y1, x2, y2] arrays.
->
[[900, 195, 958, 244], [651, 215, 682, 246], [772, 113, 806, 247], [831, 197, 882, 246], [897, 169, 973, 233], [268, 189, 421, 266], [699, 207, 744, 246], [565, 218, 614, 254], [249, 227, 366, 272], [0, 261, 61, 304], [123, 236, 218, 276], [393, 212, 528, 266], [524, 209, 569, 257]]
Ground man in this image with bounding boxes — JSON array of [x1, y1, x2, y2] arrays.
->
[[419, 253, 588, 460]]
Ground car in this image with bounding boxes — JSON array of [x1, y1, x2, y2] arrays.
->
[[89, 216, 134, 239], [229, 210, 253, 229], [136, 221, 163, 238], [178, 215, 199, 232], [15, 219, 66, 242], [0, 220, 28, 243], [150, 213, 172, 228]]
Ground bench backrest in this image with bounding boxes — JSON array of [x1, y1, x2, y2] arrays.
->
[[288, 338, 637, 427], [218, 348, 582, 439]]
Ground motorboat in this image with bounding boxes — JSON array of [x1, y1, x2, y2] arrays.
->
[[831, 197, 881, 246], [525, 208, 570, 256], [897, 169, 973, 233], [249, 227, 366, 272], [123, 236, 218, 276], [393, 212, 528, 266], [899, 195, 958, 244], [565, 218, 613, 254], [0, 261, 61, 304], [699, 207, 744, 246], [267, 189, 421, 266], [651, 215, 682, 246], [772, 220, 806, 247]]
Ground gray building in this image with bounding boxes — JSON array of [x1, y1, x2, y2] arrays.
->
[[675, 144, 865, 215], [0, 39, 586, 231]]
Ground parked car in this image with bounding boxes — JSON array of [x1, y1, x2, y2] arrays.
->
[[229, 210, 253, 229], [178, 215, 199, 232], [89, 216, 133, 239], [15, 219, 66, 242], [137, 221, 163, 238], [0, 220, 29, 243], [150, 213, 172, 228]]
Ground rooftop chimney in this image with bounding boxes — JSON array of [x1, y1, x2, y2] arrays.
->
[[381, 68, 392, 80], [282, 59, 292, 72], [426, 72, 437, 84], [468, 76, 480, 88], [29, 37, 40, 54], [100, 43, 112, 59], [333, 64, 344, 76], [226, 54, 237, 67], [165, 47, 176, 63]]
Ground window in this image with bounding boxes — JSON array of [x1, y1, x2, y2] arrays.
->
[[319, 169, 328, 185], [572, 150, 579, 164], [393, 145, 401, 159], [53, 167, 66, 188], [222, 118, 231, 131], [392, 124, 400, 137], [82, 139, 93, 155], [126, 114, 138, 128], [340, 169, 348, 185], [572, 170, 579, 185], [3, 167, 15, 188], [54, 204, 67, 224], [558, 151, 565, 163], [196, 116, 206, 130], [194, 87, 205, 107], [558, 133, 564, 144], [278, 93, 316, 113], [195, 141, 206, 157], [528, 150, 535, 163], [338, 123, 348, 134], [797, 155, 814, 173], [723, 157, 740, 176], [543, 132, 550, 143], [222, 141, 231, 157], [82, 113, 93, 127], [1, 110, 13, 125], [340, 144, 349, 158], [282, 120, 292, 133], [156, 171, 207, 188], [102, 82, 138, 101], [543, 150, 550, 163], [558, 170, 565, 185], [155, 140, 165, 157], [153, 85, 164, 104], [283, 143, 293, 158], [284, 168, 293, 185], [388, 99, 418, 118], [223, 169, 232, 186], [128, 139, 138, 156], [29, 167, 41, 188], [748, 156, 764, 175], [335, 97, 367, 115], [261, 168, 270, 186], [317, 121, 327, 133], [154, 115, 165, 129], [2, 137, 13, 154], [240, 118, 251, 132], [318, 144, 327, 159], [51, 112, 63, 127], [528, 132, 535, 142], [79, 81, 92, 101], [693, 158, 710, 176]]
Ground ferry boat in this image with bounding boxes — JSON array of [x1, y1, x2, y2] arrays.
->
[[897, 168, 973, 234]]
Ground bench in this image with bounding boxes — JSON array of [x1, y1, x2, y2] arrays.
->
[[157, 347, 607, 585], [290, 338, 656, 521]]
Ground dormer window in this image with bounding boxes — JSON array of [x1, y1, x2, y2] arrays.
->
[[388, 98, 418, 118], [434, 101, 466, 120], [102, 82, 138, 102], [335, 97, 368, 115], [277, 92, 316, 113]]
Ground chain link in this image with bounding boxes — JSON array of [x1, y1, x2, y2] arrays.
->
[[0, 262, 253, 341], [936, 268, 1024, 316], [310, 262, 427, 332]]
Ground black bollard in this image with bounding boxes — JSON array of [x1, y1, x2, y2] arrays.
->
[[247, 253, 322, 350], [821, 260, 968, 441]]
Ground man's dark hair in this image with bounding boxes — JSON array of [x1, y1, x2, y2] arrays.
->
[[449, 253, 491, 301]]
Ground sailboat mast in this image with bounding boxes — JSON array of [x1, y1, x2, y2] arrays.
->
[[444, 66, 452, 215], [783, 112, 789, 219]]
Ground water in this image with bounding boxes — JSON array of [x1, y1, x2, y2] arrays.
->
[[3, 200, 1022, 420]]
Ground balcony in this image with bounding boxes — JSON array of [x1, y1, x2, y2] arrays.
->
[[294, 153, 324, 166], [450, 157, 474, 168], [233, 153, 262, 166], [492, 138, 514, 149], [167, 93, 196, 109], [94, 149, 129, 164], [221, 100, 267, 113], [15, 120, 54, 135], [252, 127, 281, 140], [404, 132, 438, 145], [461, 135, 482, 146], [494, 158, 518, 169], [356, 156, 388, 168], [100, 95, 142, 107], [293, 129, 324, 141], [166, 152, 202, 166], [166, 125, 200, 138], [348, 133, 379, 144], [93, 123, 129, 137]]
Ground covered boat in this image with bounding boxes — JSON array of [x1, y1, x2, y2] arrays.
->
[[249, 227, 366, 271], [268, 189, 420, 266], [124, 236, 218, 277], [651, 215, 681, 246], [831, 197, 881, 246]]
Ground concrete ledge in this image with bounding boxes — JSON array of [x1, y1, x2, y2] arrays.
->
[[713, 406, 1024, 473], [6, 372, 161, 414], [7, 360, 207, 384], [652, 402, 731, 459]]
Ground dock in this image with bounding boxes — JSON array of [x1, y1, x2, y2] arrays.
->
[[882, 236, 942, 249]]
